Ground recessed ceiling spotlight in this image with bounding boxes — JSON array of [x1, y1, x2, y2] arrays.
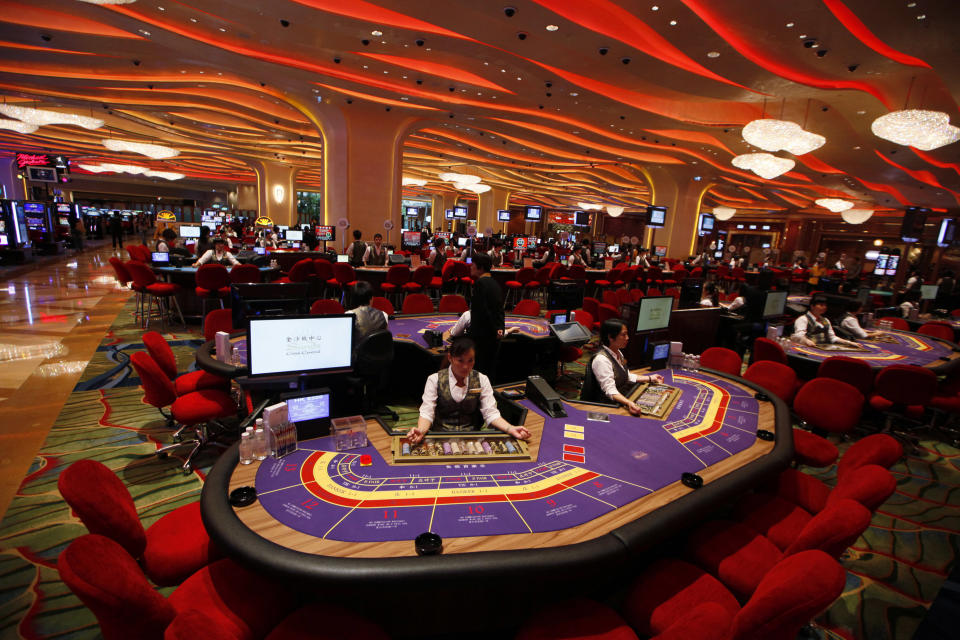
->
[[218, 27, 226, 32], [157, 6, 165, 10], [651, 5, 659, 10], [669, 19, 677, 25], [707, 51, 720, 58], [786, 22, 794, 27], [907, 2, 917, 6], [799, 34, 807, 38], [371, 30, 383, 36], [545, 25, 558, 31], [569, 92, 578, 96], [857, 109, 866, 114], [917, 14, 926, 19], [190, 17, 197, 22]]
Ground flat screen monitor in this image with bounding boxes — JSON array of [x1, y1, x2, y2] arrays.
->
[[513, 237, 527, 250], [574, 210, 591, 227], [937, 218, 956, 247], [27, 166, 56, 182], [180, 225, 201, 238], [58, 217, 69, 226], [247, 315, 353, 377], [278, 225, 289, 232], [290, 241, 301, 249], [457, 237, 467, 247], [593, 241, 607, 254], [405, 206, 420, 217], [445, 209, 455, 219], [453, 206, 468, 219], [647, 206, 667, 227], [403, 231, 421, 247], [337, 254, 349, 263], [230, 282, 311, 332], [699, 213, 715, 235], [654, 245, 667, 257], [551, 313, 568, 324], [548, 321, 592, 347], [762, 291, 788, 318], [529, 236, 539, 248], [151, 252, 170, 263], [56, 203, 71, 214], [873, 254, 888, 275], [921, 284, 939, 300], [315, 225, 335, 241], [901, 207, 929, 243], [885, 254, 900, 276], [524, 206, 542, 221], [0, 235, 8, 246], [434, 232, 450, 240], [609, 244, 619, 254], [636, 296, 673, 332], [497, 209, 511, 222], [281, 388, 332, 439], [285, 229, 303, 241], [254, 246, 266, 255], [201, 221, 217, 231]]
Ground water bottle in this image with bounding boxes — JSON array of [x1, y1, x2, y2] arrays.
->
[[239, 432, 253, 464], [253, 427, 268, 461]]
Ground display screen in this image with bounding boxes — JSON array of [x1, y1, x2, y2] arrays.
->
[[636, 296, 673, 332], [337, 254, 349, 263], [574, 210, 591, 227], [654, 245, 667, 257], [290, 241, 301, 249], [921, 284, 939, 300], [25, 216, 45, 229], [315, 226, 335, 241], [551, 313, 568, 324], [529, 236, 539, 247], [497, 209, 511, 222], [609, 244, 619, 253], [901, 207, 929, 243], [435, 232, 451, 240], [885, 255, 900, 276], [652, 342, 671, 361], [24, 202, 44, 214], [59, 217, 69, 225], [405, 207, 420, 217], [513, 237, 527, 250], [27, 166, 56, 182], [285, 229, 303, 241], [454, 206, 468, 219], [699, 213, 715, 234], [0, 235, 7, 246], [873, 254, 888, 275], [937, 218, 956, 247], [286, 392, 331, 422], [202, 222, 217, 231], [56, 203, 72, 213], [763, 291, 788, 318], [247, 315, 353, 377], [151, 252, 170, 263], [525, 206, 542, 221], [457, 237, 467, 247], [403, 231, 421, 247], [647, 206, 667, 227], [254, 246, 266, 255], [180, 225, 201, 238], [445, 209, 455, 219], [593, 241, 607, 254]]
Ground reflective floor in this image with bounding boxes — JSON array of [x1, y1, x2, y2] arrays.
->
[[0, 242, 131, 520]]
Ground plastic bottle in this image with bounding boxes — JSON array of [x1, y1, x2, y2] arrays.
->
[[253, 419, 268, 461], [239, 432, 253, 464]]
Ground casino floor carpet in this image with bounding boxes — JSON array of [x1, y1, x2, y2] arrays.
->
[[0, 297, 957, 639]]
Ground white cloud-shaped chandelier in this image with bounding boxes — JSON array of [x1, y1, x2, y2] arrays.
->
[[102, 139, 179, 159], [841, 208, 874, 224], [0, 119, 38, 134], [75, 0, 137, 5], [605, 205, 624, 217], [463, 183, 491, 194], [439, 172, 481, 185], [871, 110, 960, 151], [144, 170, 185, 180], [0, 104, 104, 130], [742, 119, 826, 155], [77, 163, 184, 180], [815, 198, 855, 212], [578, 203, 604, 211], [402, 177, 427, 186], [732, 153, 795, 179], [712, 206, 736, 220]]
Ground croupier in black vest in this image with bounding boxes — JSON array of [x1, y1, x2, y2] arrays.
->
[[346, 281, 388, 350], [364, 233, 388, 266], [346, 229, 367, 267], [581, 319, 663, 415], [407, 337, 531, 444]]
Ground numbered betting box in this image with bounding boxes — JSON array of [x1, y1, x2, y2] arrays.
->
[[392, 433, 531, 464]]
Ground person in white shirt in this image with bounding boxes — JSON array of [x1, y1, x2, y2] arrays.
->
[[407, 337, 530, 443], [192, 238, 239, 267], [839, 300, 879, 340], [720, 284, 746, 312], [899, 290, 920, 318], [581, 319, 663, 414], [363, 233, 388, 266], [256, 229, 278, 248], [699, 283, 719, 307], [792, 298, 858, 347], [155, 228, 177, 253], [834, 253, 847, 271], [441, 310, 519, 342]]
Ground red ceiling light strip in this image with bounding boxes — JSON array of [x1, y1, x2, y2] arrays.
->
[[528, 0, 752, 91], [794, 154, 847, 175], [854, 176, 910, 205], [288, 0, 477, 43], [679, 0, 893, 107], [353, 53, 513, 93], [911, 149, 960, 178], [821, 0, 931, 68], [314, 83, 440, 110], [642, 129, 734, 155], [0, 1, 143, 39], [874, 150, 960, 204]]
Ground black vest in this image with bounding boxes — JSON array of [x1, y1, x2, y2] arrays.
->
[[433, 368, 483, 431], [350, 241, 366, 267], [432, 250, 447, 274], [352, 306, 387, 346], [580, 348, 631, 403], [367, 245, 387, 266], [804, 312, 831, 344]]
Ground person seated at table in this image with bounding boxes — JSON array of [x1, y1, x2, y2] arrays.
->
[[791, 298, 858, 347], [833, 252, 848, 271], [720, 284, 746, 313], [363, 233, 388, 266], [155, 228, 178, 253], [899, 290, 920, 318], [487, 240, 504, 267], [581, 319, 664, 415], [406, 337, 531, 444], [572, 238, 591, 266], [256, 228, 278, 248], [700, 282, 719, 307], [193, 238, 239, 267], [194, 225, 212, 257], [838, 300, 880, 340], [347, 281, 388, 349]]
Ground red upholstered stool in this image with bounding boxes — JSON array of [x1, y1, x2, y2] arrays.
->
[[331, 262, 358, 304], [513, 298, 541, 317], [408, 264, 434, 299], [311, 259, 335, 298], [229, 262, 261, 284], [126, 261, 185, 331], [203, 308, 234, 342], [837, 433, 903, 480], [516, 598, 640, 640], [401, 293, 434, 314], [817, 356, 874, 399], [142, 331, 229, 398], [265, 603, 390, 640], [869, 365, 937, 449], [165, 609, 237, 640], [370, 296, 394, 316], [791, 377, 864, 467], [751, 337, 788, 365], [792, 428, 840, 468], [380, 264, 410, 307], [700, 347, 742, 376], [273, 258, 315, 284], [743, 360, 798, 404], [439, 294, 468, 314], [195, 264, 231, 320], [918, 321, 955, 341], [629, 288, 644, 302], [597, 303, 619, 326]]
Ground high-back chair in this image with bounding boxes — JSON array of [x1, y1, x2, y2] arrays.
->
[[513, 299, 541, 317], [401, 293, 434, 314], [195, 264, 231, 321], [751, 337, 788, 365], [228, 263, 261, 284], [700, 347, 742, 376], [142, 330, 228, 397], [125, 261, 184, 331], [743, 360, 799, 404], [202, 308, 234, 342], [439, 294, 469, 314]]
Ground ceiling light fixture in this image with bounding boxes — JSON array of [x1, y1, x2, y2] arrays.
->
[[731, 153, 795, 179], [371, 30, 383, 36], [102, 139, 179, 159], [402, 177, 427, 186], [742, 119, 825, 155], [871, 109, 960, 150], [712, 206, 736, 220], [605, 205, 624, 216], [439, 172, 481, 185], [578, 203, 604, 211], [0, 119, 38, 134], [815, 198, 854, 212], [545, 24, 558, 31], [144, 170, 185, 180], [0, 104, 103, 130], [841, 208, 873, 224], [464, 183, 491, 194]]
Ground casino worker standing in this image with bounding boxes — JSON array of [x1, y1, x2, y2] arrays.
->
[[468, 253, 505, 378], [582, 319, 664, 415], [792, 297, 859, 348], [407, 337, 531, 443]]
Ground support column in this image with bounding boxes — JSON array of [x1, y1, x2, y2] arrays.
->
[[644, 167, 714, 260], [250, 161, 299, 226], [0, 158, 25, 200], [430, 192, 459, 232], [477, 187, 511, 234], [236, 184, 257, 211]]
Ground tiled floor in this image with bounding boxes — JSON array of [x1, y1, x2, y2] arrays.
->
[[0, 242, 131, 521]]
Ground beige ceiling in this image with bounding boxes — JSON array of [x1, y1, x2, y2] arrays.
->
[[1, 0, 959, 217]]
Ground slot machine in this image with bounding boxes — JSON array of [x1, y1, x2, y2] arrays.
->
[[54, 203, 73, 242], [83, 207, 103, 238], [0, 200, 34, 263]]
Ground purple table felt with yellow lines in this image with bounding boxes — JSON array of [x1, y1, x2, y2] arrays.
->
[[388, 313, 552, 351], [784, 328, 960, 371]]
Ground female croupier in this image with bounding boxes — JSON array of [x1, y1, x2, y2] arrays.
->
[[407, 337, 530, 444], [791, 297, 858, 347], [581, 319, 664, 415]]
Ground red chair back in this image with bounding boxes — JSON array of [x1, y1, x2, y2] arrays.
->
[[664, 287, 681, 300], [873, 364, 937, 406], [402, 293, 434, 314], [630, 289, 645, 302], [918, 321, 954, 341], [752, 337, 788, 365], [229, 263, 261, 284], [441, 260, 460, 283], [881, 316, 910, 331], [385, 264, 411, 286], [950, 308, 960, 318], [615, 289, 632, 307], [793, 378, 864, 434], [573, 309, 594, 330], [370, 296, 395, 316], [332, 263, 356, 285], [196, 264, 230, 291], [59, 535, 175, 640], [647, 287, 663, 297], [129, 351, 178, 409], [108, 257, 132, 285], [142, 331, 178, 379], [312, 259, 334, 281], [744, 360, 798, 403], [582, 296, 600, 319], [513, 299, 541, 317], [287, 258, 315, 283], [515, 267, 536, 285], [310, 299, 345, 315], [57, 461, 146, 559], [602, 290, 619, 307], [568, 265, 586, 280], [597, 303, 619, 325], [203, 308, 234, 342], [439, 294, 469, 314], [816, 356, 874, 398], [412, 265, 434, 287], [125, 261, 158, 288], [700, 347, 742, 376], [534, 265, 552, 285]]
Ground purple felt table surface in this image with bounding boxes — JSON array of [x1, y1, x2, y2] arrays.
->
[[784, 328, 956, 368], [389, 313, 551, 350]]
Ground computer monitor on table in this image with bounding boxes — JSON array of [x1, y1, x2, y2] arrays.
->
[[247, 314, 354, 377], [921, 284, 939, 300], [635, 296, 673, 333], [254, 246, 266, 255], [151, 252, 170, 264], [285, 229, 303, 242], [762, 290, 788, 319], [230, 282, 310, 328], [281, 388, 332, 438], [180, 225, 201, 238], [336, 254, 349, 263]]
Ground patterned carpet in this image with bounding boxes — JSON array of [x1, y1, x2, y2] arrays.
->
[[0, 298, 956, 639]]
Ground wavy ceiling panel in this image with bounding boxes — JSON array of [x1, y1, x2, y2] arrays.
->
[[353, 53, 513, 93], [821, 0, 931, 68], [0, 1, 142, 39]]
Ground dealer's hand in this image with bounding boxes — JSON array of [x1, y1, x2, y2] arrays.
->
[[645, 374, 664, 384], [626, 401, 643, 416], [506, 425, 531, 440], [505, 327, 521, 335], [406, 426, 428, 444]]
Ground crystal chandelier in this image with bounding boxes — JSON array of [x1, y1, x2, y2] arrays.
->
[[144, 170, 185, 180], [742, 119, 825, 155], [578, 203, 604, 210], [605, 205, 624, 217], [0, 119, 38, 134], [712, 206, 736, 220], [464, 183, 491, 194], [731, 153, 795, 179], [815, 198, 854, 212], [0, 104, 104, 130], [402, 177, 427, 186], [841, 208, 873, 224], [871, 110, 960, 151], [102, 139, 179, 159], [439, 172, 481, 185]]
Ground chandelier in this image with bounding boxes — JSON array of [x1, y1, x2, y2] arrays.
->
[[841, 208, 873, 224], [439, 172, 481, 185], [742, 119, 825, 155], [144, 170, 185, 180], [401, 177, 427, 186], [712, 206, 736, 220], [0, 104, 104, 130], [102, 139, 179, 159], [578, 203, 604, 210], [871, 110, 960, 151], [731, 153, 795, 179], [78, 163, 183, 179], [605, 205, 624, 217], [0, 119, 38, 134], [815, 198, 854, 212], [463, 183, 491, 194]]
